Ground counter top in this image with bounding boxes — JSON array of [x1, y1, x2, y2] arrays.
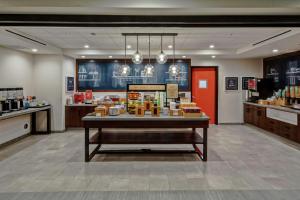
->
[[82, 113, 209, 121], [66, 104, 97, 107], [0, 106, 51, 121], [244, 102, 300, 114]]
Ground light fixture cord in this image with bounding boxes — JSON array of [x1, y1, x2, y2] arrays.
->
[[173, 35, 175, 65], [137, 35, 139, 52], [161, 35, 163, 53], [124, 35, 127, 65], [148, 34, 151, 64]]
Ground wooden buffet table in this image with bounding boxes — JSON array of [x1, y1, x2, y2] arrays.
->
[[82, 114, 209, 162]]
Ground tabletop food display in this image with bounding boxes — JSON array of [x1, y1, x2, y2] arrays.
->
[[75, 84, 209, 162]]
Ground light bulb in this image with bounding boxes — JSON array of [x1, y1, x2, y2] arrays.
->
[[119, 64, 130, 76], [144, 64, 154, 76], [132, 51, 143, 64], [169, 64, 180, 76], [156, 51, 168, 64]]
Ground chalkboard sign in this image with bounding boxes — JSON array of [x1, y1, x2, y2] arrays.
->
[[225, 77, 238, 91], [76, 59, 190, 91], [65, 76, 74, 92], [264, 52, 300, 90], [242, 77, 254, 90]]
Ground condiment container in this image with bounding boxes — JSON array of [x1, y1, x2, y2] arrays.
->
[[108, 107, 120, 116], [95, 106, 107, 116], [135, 105, 145, 117], [151, 103, 160, 117]]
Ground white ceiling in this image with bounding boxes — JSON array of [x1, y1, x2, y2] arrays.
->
[[1, 27, 300, 59], [1, 0, 300, 15]]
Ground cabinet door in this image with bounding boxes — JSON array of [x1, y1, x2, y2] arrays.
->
[[71, 107, 82, 127], [244, 104, 254, 124], [279, 121, 298, 141], [264, 118, 280, 134], [256, 107, 266, 129]]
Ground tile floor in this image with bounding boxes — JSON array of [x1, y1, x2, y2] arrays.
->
[[0, 125, 300, 199]]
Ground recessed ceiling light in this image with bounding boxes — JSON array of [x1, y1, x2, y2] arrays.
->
[[211, 55, 216, 59], [209, 44, 215, 48], [168, 45, 173, 49], [84, 44, 90, 48], [272, 49, 279, 53], [127, 45, 132, 49], [32, 48, 38, 52], [108, 55, 113, 58], [182, 55, 186, 58], [81, 55, 86, 58]]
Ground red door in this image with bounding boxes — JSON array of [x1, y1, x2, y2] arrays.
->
[[192, 67, 217, 124]]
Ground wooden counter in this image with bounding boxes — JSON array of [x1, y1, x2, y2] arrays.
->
[[65, 104, 97, 128], [82, 114, 210, 162], [244, 102, 300, 143]]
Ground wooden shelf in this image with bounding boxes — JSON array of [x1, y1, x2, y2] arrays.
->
[[89, 130, 203, 145]]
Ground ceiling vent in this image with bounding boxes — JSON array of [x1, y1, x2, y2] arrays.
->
[[5, 29, 47, 46], [252, 30, 292, 46]]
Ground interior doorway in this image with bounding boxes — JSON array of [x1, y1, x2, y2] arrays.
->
[[191, 67, 218, 124]]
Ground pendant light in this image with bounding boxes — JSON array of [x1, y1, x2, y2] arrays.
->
[[132, 35, 143, 64], [120, 35, 130, 76], [156, 35, 168, 64], [144, 34, 154, 77], [169, 35, 180, 76]]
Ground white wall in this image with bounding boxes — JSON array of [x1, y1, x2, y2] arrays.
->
[[191, 58, 263, 123], [0, 46, 34, 96], [0, 45, 263, 130], [33, 55, 64, 131], [62, 56, 76, 129]]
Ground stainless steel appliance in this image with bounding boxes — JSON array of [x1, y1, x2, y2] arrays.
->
[[2, 100, 11, 113], [11, 99, 20, 111]]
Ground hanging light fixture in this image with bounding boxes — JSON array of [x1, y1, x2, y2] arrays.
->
[[169, 35, 180, 76], [156, 35, 168, 64], [119, 35, 131, 76], [132, 35, 143, 64], [144, 34, 154, 77]]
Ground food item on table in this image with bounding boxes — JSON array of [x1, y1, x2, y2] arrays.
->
[[151, 102, 160, 117], [135, 104, 145, 117], [182, 107, 202, 117], [108, 106, 120, 116], [95, 106, 107, 117], [169, 109, 182, 116]]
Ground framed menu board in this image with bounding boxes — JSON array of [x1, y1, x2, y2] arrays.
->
[[76, 59, 190, 91], [166, 84, 179, 99], [264, 51, 300, 90], [242, 77, 254, 90], [225, 77, 239, 91]]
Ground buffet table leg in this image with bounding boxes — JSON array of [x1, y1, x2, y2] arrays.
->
[[85, 128, 89, 162], [31, 112, 36, 134], [203, 127, 208, 161], [46, 108, 51, 134], [192, 127, 208, 161]]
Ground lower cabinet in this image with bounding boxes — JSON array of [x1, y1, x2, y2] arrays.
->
[[244, 104, 299, 143], [65, 106, 97, 128]]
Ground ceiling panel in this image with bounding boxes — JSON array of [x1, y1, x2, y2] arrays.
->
[[0, 27, 300, 58]]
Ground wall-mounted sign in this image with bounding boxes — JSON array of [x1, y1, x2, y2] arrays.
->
[[166, 84, 179, 99], [76, 59, 190, 91], [242, 77, 254, 90], [128, 84, 166, 91], [225, 77, 238, 91], [65, 76, 75, 93]]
